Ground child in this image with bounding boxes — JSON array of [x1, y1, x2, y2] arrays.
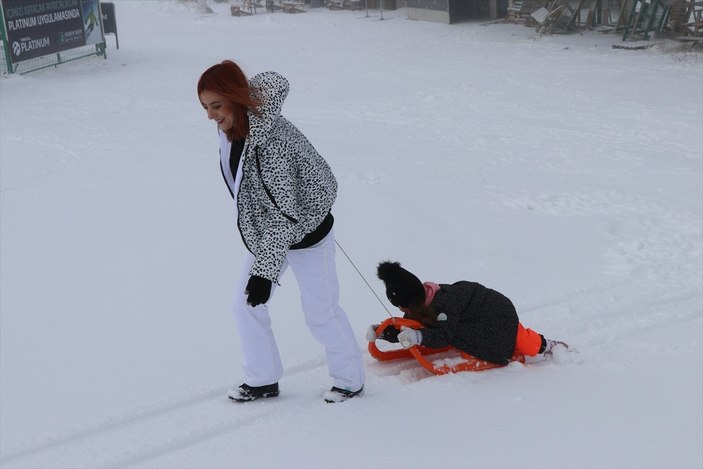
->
[[367, 261, 568, 365]]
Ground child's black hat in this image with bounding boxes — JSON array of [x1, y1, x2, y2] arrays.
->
[[377, 261, 424, 309]]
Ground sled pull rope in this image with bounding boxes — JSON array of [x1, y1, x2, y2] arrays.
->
[[335, 239, 393, 317]]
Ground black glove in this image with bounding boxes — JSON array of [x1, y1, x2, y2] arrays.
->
[[245, 275, 272, 307]]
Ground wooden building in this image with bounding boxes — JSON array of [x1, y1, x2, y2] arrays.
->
[[406, 0, 509, 23]]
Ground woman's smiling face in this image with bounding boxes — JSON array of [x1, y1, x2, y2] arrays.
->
[[200, 89, 234, 132]]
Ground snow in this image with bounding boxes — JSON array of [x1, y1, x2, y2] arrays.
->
[[1, 1, 702, 468]]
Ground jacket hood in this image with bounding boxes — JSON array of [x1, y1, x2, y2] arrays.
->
[[247, 71, 289, 146]]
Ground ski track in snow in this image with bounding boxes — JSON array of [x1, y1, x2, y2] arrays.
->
[[1, 359, 329, 468], [2, 286, 699, 468]]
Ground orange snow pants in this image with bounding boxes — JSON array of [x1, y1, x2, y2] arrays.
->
[[514, 323, 543, 356]]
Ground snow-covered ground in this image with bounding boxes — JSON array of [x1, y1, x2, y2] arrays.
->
[[1, 1, 702, 468]]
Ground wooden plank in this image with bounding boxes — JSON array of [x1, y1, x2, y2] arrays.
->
[[612, 40, 661, 48], [673, 35, 703, 41], [282, 1, 306, 13]]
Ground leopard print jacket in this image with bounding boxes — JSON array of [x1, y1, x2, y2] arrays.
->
[[228, 71, 337, 282]]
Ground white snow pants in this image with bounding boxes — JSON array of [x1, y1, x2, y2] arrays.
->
[[232, 230, 365, 391]]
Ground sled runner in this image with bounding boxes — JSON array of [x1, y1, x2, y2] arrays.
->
[[368, 317, 525, 375]]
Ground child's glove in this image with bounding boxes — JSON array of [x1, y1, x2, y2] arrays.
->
[[398, 327, 422, 349], [366, 324, 380, 342], [367, 324, 401, 343]]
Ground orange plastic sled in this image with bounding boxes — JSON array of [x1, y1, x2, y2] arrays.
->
[[368, 317, 524, 375]]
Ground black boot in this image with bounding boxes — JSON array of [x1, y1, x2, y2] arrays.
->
[[323, 386, 363, 403], [228, 383, 280, 402]]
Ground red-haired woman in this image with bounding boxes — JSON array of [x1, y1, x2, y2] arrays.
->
[[198, 61, 364, 403]]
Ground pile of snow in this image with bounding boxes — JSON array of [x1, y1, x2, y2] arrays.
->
[[1, 1, 701, 468]]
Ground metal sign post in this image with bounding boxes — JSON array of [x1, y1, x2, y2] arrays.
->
[[100, 2, 119, 49], [0, 1, 15, 74]]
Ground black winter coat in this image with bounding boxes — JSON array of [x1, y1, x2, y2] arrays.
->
[[420, 281, 519, 365]]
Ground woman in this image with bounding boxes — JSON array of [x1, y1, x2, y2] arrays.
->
[[197, 60, 364, 403], [369, 261, 569, 364]]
